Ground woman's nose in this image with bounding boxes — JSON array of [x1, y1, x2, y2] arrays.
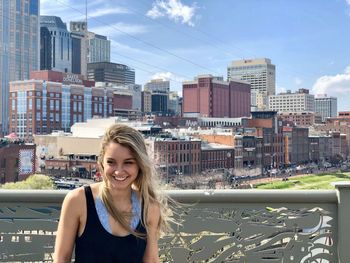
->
[[114, 166, 123, 174]]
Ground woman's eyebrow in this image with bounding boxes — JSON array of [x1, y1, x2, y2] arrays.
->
[[125, 157, 136, 161]]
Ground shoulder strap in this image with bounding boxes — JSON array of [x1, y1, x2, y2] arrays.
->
[[84, 185, 96, 214]]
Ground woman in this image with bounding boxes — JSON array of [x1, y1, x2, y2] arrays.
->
[[54, 124, 171, 263]]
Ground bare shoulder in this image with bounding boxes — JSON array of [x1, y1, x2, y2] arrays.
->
[[62, 186, 86, 211], [64, 182, 101, 200]]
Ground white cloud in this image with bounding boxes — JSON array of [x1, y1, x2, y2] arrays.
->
[[90, 23, 148, 37], [40, 0, 71, 15], [88, 7, 130, 18], [346, 0, 350, 6], [294, 77, 303, 86], [276, 86, 287, 94], [312, 67, 350, 96], [41, 1, 129, 23], [345, 66, 350, 74], [151, 72, 185, 82], [146, 0, 197, 26]]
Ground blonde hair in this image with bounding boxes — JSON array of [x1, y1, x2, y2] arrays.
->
[[97, 124, 171, 238]]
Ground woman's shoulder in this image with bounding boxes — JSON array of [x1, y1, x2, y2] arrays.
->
[[62, 183, 102, 212], [63, 186, 85, 206]]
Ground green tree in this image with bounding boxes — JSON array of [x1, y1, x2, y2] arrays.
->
[[0, 174, 54, 190]]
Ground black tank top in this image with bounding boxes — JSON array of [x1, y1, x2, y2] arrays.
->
[[74, 186, 147, 263]]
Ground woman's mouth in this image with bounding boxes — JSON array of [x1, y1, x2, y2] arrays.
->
[[112, 175, 127, 181]]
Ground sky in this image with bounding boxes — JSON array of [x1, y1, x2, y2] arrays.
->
[[41, 0, 350, 111]]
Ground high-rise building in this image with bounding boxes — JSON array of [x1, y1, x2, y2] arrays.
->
[[141, 90, 152, 114], [268, 89, 315, 113], [144, 79, 170, 114], [0, 0, 40, 135], [315, 94, 337, 122], [70, 21, 88, 76], [87, 62, 135, 85], [87, 32, 110, 63], [144, 79, 170, 93], [70, 31, 82, 74], [70, 22, 111, 76], [40, 27, 52, 70], [40, 16, 72, 73], [182, 75, 251, 118], [227, 58, 275, 110], [168, 91, 181, 116]]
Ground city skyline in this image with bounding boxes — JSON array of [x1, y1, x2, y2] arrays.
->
[[40, 0, 350, 111]]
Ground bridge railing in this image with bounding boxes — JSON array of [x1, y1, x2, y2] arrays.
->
[[1, 182, 350, 262]]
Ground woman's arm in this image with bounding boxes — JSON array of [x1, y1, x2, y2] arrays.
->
[[143, 202, 161, 263], [53, 188, 84, 263]]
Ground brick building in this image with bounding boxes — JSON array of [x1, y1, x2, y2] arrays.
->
[[201, 143, 235, 171], [0, 138, 36, 183], [247, 111, 284, 169], [149, 137, 202, 178], [278, 112, 322, 126], [9, 70, 114, 142], [182, 75, 251, 118]]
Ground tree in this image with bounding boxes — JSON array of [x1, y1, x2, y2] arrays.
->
[[0, 174, 54, 190]]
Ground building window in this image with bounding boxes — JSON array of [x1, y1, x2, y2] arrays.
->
[[36, 99, 41, 110]]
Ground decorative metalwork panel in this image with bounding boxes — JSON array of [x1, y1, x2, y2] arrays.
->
[[0, 197, 338, 262], [159, 203, 337, 263], [0, 203, 60, 262]]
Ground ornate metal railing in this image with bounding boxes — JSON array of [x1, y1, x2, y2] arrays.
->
[[1, 183, 350, 262]]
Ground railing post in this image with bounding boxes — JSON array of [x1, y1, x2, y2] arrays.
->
[[334, 182, 350, 262]]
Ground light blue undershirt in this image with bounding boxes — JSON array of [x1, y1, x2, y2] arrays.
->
[[95, 190, 141, 233]]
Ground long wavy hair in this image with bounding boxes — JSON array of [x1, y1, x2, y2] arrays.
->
[[97, 124, 171, 238]]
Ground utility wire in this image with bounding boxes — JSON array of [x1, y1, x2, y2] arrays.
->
[[54, 0, 222, 76], [0, 13, 189, 85], [136, 0, 324, 82]]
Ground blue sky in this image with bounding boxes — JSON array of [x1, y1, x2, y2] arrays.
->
[[41, 0, 350, 111]]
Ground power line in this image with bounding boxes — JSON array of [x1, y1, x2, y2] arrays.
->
[[136, 0, 324, 83], [119, 0, 249, 61], [54, 0, 222, 76], [0, 12, 189, 85]]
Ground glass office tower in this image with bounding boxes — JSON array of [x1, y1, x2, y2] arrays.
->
[[0, 0, 39, 135]]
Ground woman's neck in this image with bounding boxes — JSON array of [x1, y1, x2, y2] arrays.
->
[[101, 183, 133, 210]]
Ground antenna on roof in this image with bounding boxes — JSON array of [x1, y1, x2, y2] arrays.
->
[[85, 0, 88, 29]]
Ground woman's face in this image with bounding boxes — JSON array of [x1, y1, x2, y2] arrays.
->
[[102, 142, 140, 190]]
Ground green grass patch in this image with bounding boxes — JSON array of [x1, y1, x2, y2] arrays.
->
[[255, 172, 350, 190]]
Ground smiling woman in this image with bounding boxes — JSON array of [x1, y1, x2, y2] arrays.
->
[[53, 124, 172, 263]]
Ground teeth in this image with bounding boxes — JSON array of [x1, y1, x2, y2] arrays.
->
[[113, 176, 127, 181]]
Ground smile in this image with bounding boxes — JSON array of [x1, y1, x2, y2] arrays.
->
[[112, 175, 127, 181]]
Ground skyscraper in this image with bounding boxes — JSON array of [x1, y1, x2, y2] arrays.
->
[[144, 79, 170, 114], [70, 21, 111, 76], [87, 32, 110, 63], [227, 58, 275, 110], [70, 21, 88, 76], [40, 16, 72, 73], [0, 0, 40, 135], [87, 62, 135, 85], [40, 26, 52, 70], [315, 94, 337, 122]]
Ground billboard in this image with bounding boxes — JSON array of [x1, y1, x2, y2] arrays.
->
[[19, 149, 35, 175]]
